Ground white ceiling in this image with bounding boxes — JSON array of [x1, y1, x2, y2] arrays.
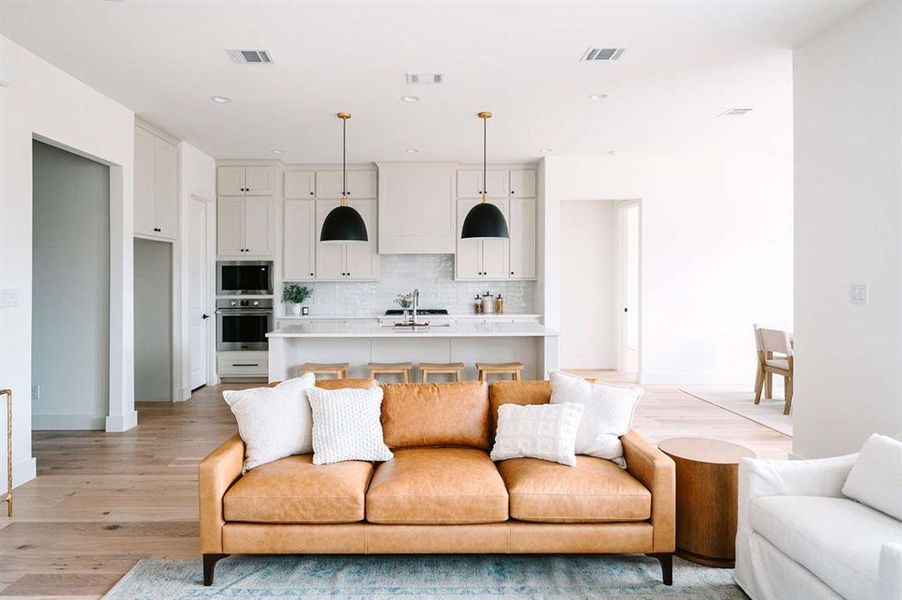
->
[[0, 0, 865, 163]]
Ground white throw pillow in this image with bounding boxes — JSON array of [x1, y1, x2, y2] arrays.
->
[[307, 386, 394, 465], [222, 374, 316, 472], [549, 370, 642, 468], [490, 402, 584, 466], [842, 433, 902, 520]]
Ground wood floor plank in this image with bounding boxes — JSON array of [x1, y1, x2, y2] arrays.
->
[[1, 379, 791, 598]]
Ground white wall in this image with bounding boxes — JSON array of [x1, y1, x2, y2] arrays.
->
[[0, 35, 136, 490], [792, 1, 902, 458], [32, 140, 110, 429], [560, 200, 618, 368], [541, 152, 793, 384], [134, 238, 172, 402]]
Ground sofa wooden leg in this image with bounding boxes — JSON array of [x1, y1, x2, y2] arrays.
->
[[203, 553, 228, 586], [647, 553, 673, 586]]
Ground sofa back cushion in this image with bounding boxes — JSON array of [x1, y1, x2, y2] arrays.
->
[[489, 380, 551, 441], [381, 382, 490, 450]]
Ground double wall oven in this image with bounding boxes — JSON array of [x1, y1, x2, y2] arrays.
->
[[216, 261, 274, 352]]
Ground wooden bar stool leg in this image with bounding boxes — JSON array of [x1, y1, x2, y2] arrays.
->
[[513, 369, 521, 381], [455, 370, 461, 382], [403, 370, 409, 383]]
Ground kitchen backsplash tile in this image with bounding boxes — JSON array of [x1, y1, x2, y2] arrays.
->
[[282, 254, 536, 316]]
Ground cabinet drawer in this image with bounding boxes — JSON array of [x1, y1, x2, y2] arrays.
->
[[217, 355, 268, 377]]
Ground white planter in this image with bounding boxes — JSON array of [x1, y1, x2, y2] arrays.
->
[[290, 303, 302, 316]]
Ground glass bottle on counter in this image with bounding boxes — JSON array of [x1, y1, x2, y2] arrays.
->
[[474, 295, 483, 314], [495, 294, 504, 314]]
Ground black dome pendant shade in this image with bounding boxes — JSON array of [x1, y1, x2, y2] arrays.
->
[[320, 112, 368, 243], [461, 111, 509, 240]]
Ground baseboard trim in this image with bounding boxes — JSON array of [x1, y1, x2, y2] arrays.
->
[[105, 410, 138, 432], [33, 413, 105, 430], [0, 456, 38, 490]]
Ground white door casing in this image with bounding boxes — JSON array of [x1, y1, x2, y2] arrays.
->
[[187, 196, 208, 390]]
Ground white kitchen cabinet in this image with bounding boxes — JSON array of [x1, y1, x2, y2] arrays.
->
[[217, 166, 274, 196], [134, 126, 178, 240], [457, 169, 509, 199], [284, 170, 316, 199], [509, 197, 536, 279], [376, 163, 456, 254], [314, 198, 379, 281], [283, 199, 316, 280], [509, 169, 537, 198], [455, 198, 510, 280], [316, 169, 376, 199], [217, 196, 273, 257]]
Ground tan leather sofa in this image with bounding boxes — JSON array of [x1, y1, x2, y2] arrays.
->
[[199, 379, 676, 586]]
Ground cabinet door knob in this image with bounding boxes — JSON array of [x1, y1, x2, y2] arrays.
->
[[510, 271, 514, 275], [310, 192, 314, 196], [310, 272, 314, 276], [511, 190, 515, 194]]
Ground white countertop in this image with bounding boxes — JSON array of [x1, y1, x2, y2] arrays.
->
[[267, 321, 559, 338], [277, 313, 542, 321]]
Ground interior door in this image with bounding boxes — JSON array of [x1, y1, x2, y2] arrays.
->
[[315, 200, 345, 279], [344, 199, 377, 280], [187, 197, 208, 389]]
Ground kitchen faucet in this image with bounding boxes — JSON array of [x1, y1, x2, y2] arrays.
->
[[411, 288, 419, 325]]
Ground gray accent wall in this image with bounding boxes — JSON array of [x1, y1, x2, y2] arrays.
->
[[32, 140, 110, 430]]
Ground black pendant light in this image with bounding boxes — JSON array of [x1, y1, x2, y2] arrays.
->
[[461, 111, 509, 240], [320, 112, 368, 243]]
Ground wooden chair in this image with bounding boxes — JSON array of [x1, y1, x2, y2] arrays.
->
[[753, 325, 794, 415], [367, 362, 412, 383], [300, 362, 348, 379], [419, 362, 465, 383], [476, 361, 524, 382]]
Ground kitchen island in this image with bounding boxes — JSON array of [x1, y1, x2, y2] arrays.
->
[[267, 320, 559, 382]]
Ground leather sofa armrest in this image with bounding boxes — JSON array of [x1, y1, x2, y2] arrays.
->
[[198, 434, 244, 553], [622, 430, 675, 552]]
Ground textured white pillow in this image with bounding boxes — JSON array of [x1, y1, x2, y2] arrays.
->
[[842, 433, 902, 520], [490, 402, 584, 466], [222, 373, 316, 472], [549, 370, 642, 468], [308, 386, 394, 465]]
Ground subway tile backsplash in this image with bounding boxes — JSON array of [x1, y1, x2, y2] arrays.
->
[[282, 254, 536, 317]]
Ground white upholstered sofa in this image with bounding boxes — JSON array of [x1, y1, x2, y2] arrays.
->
[[735, 452, 902, 600]]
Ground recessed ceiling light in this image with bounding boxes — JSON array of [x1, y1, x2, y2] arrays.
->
[[606, 150, 619, 155], [405, 73, 444, 84], [210, 95, 232, 104], [719, 107, 754, 117], [401, 95, 420, 103], [589, 93, 609, 101], [540, 148, 552, 154], [271, 149, 283, 155], [406, 148, 420, 154]]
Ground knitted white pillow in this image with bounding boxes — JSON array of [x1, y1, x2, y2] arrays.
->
[[308, 386, 394, 465], [549, 370, 642, 468], [490, 402, 584, 466], [222, 373, 316, 471]]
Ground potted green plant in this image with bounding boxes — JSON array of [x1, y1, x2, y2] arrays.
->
[[282, 284, 312, 316]]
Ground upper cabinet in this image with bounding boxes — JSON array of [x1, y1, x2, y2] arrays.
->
[[134, 125, 178, 240], [509, 169, 537, 198], [284, 170, 316, 199], [457, 169, 510, 199], [283, 199, 316, 280], [456, 198, 510, 280], [217, 166, 275, 257], [316, 170, 376, 199], [509, 197, 536, 279], [218, 166, 274, 196], [377, 163, 456, 254]]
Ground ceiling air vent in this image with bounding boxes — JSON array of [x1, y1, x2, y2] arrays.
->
[[226, 49, 274, 64], [582, 48, 626, 61], [720, 108, 754, 116], [405, 73, 444, 84]]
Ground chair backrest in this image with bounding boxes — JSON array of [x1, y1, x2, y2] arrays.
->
[[757, 327, 792, 356], [753, 323, 764, 352]]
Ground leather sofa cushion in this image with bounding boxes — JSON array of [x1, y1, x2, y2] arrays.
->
[[366, 447, 508, 524], [751, 495, 902, 600], [489, 381, 551, 441], [223, 454, 372, 523], [498, 455, 652, 523], [381, 382, 490, 450]]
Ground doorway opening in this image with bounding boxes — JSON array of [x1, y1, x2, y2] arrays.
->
[[31, 140, 110, 430], [559, 199, 641, 382], [134, 238, 173, 401]]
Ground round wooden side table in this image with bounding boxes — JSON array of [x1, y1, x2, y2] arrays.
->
[[658, 437, 756, 568]]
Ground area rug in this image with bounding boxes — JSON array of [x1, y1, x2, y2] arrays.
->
[[104, 554, 745, 599], [681, 386, 792, 437]]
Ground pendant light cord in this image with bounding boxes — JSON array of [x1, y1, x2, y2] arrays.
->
[[482, 116, 487, 201], [342, 117, 347, 204]]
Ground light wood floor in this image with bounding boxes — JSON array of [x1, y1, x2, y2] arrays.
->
[[0, 377, 791, 598]]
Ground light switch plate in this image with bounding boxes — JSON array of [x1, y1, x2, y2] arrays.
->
[[849, 284, 869, 305]]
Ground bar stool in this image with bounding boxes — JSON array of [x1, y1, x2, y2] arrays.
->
[[300, 362, 348, 379], [367, 362, 413, 383], [476, 361, 524, 382], [419, 362, 465, 383]]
